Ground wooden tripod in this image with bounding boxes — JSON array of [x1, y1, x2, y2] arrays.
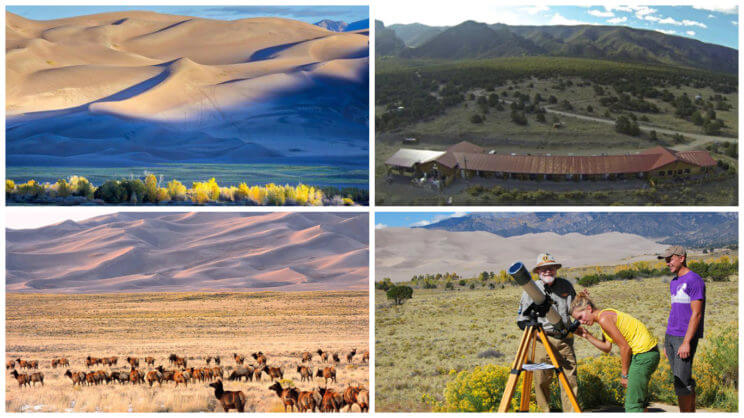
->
[[498, 324, 581, 412]]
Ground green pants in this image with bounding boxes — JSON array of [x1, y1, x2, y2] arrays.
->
[[625, 348, 660, 412]]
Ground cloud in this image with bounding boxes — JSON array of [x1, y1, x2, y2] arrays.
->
[[682, 19, 707, 28], [608, 16, 628, 24], [646, 15, 708, 28], [633, 6, 657, 18], [708, 14, 716, 18], [693, 5, 738, 15], [375, 223, 388, 229], [549, 13, 592, 26], [655, 29, 677, 35], [588, 9, 614, 18], [409, 212, 469, 227], [686, 30, 696, 36], [201, 6, 365, 19], [733, 20, 738, 26], [606, 6, 634, 13], [522, 6, 549, 15]]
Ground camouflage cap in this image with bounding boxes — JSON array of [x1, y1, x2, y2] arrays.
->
[[657, 245, 687, 259]]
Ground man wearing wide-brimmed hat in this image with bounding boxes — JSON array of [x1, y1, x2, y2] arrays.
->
[[658, 245, 705, 412], [516, 252, 578, 412]]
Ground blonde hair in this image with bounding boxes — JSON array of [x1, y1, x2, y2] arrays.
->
[[570, 290, 598, 315]]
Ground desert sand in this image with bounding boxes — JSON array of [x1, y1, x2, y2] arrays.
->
[[7, 212, 369, 292], [6, 11, 369, 165], [376, 227, 668, 280]]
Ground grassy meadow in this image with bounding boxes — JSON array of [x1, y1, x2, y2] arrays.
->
[[6, 291, 369, 412], [375, 275, 737, 412]]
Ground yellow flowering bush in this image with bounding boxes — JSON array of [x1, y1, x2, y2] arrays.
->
[[6, 179, 15, 194]]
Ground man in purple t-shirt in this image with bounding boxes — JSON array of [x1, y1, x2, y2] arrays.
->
[[658, 245, 705, 412]]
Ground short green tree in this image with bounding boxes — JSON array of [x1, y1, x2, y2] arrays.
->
[[387, 285, 413, 305]]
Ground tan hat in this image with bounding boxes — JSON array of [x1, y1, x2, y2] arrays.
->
[[657, 245, 687, 259], [533, 252, 562, 273]]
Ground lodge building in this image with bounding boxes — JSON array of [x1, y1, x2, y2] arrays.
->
[[385, 141, 717, 187]]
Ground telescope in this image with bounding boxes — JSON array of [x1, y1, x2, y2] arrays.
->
[[508, 261, 564, 328]]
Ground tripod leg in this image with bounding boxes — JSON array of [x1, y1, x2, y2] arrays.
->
[[536, 329, 582, 413], [519, 331, 537, 412], [499, 326, 536, 412]]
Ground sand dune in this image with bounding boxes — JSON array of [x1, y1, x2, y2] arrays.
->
[[7, 212, 368, 293], [6, 10, 369, 163], [376, 228, 668, 281]]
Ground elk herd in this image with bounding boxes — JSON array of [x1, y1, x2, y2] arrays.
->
[[7, 348, 369, 413]]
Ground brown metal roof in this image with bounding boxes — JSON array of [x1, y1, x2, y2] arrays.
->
[[437, 141, 485, 168], [385, 148, 446, 168], [675, 151, 717, 167]]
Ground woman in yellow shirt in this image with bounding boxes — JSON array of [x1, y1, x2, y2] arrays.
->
[[570, 292, 660, 412]]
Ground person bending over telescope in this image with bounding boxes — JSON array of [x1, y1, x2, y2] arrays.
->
[[570, 292, 660, 412], [515, 252, 578, 412]]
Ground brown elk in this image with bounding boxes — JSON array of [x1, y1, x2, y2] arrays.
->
[[111, 371, 130, 384], [15, 358, 29, 369], [357, 389, 369, 412], [268, 381, 299, 412], [297, 390, 318, 412], [316, 366, 337, 384], [95, 370, 110, 384], [210, 380, 246, 412], [169, 354, 187, 368], [85, 356, 101, 368], [265, 365, 283, 381], [6, 360, 15, 369], [228, 366, 253, 382], [297, 365, 312, 382], [109, 356, 119, 366], [212, 366, 223, 380], [127, 357, 139, 368], [174, 371, 188, 387], [362, 350, 369, 363], [145, 356, 155, 366], [146, 370, 163, 386], [253, 367, 263, 382], [346, 348, 357, 363], [332, 353, 340, 363], [51, 359, 59, 368], [65, 370, 85, 386], [10, 370, 30, 387], [251, 352, 267, 366], [206, 356, 212, 365], [129, 368, 144, 385], [318, 387, 344, 412], [85, 371, 98, 386], [214, 356, 221, 365], [232, 353, 245, 365], [301, 351, 312, 362], [316, 349, 329, 362], [344, 386, 368, 412]]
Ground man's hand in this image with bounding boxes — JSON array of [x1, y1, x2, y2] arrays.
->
[[620, 377, 628, 388], [677, 341, 691, 359]]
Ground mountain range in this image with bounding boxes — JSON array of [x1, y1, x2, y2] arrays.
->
[[418, 213, 738, 248], [7, 212, 368, 293], [315, 18, 370, 32], [376, 20, 737, 74]]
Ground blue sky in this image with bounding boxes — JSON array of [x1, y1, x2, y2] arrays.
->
[[7, 5, 368, 25], [376, 4, 738, 49], [376, 212, 468, 229]]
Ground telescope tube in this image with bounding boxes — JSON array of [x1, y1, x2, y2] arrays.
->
[[509, 262, 563, 327]]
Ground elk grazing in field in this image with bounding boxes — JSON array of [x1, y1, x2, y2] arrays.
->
[[85, 356, 101, 368], [316, 349, 329, 362], [28, 372, 44, 386], [265, 365, 283, 381], [232, 353, 245, 365], [146, 370, 163, 386], [210, 380, 246, 412], [64, 370, 85, 385], [111, 371, 130, 384], [227, 366, 253, 382], [268, 381, 299, 412], [297, 365, 312, 382], [10, 370, 30, 388], [169, 353, 187, 368], [362, 350, 369, 363], [251, 352, 267, 366], [346, 348, 357, 363], [297, 390, 318, 412], [145, 356, 156, 366], [301, 351, 312, 362], [127, 357, 139, 368], [316, 366, 337, 384], [6, 360, 15, 369], [332, 353, 340, 363]]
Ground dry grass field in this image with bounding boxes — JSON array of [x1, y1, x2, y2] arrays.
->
[[375, 276, 737, 412], [6, 291, 369, 412]]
